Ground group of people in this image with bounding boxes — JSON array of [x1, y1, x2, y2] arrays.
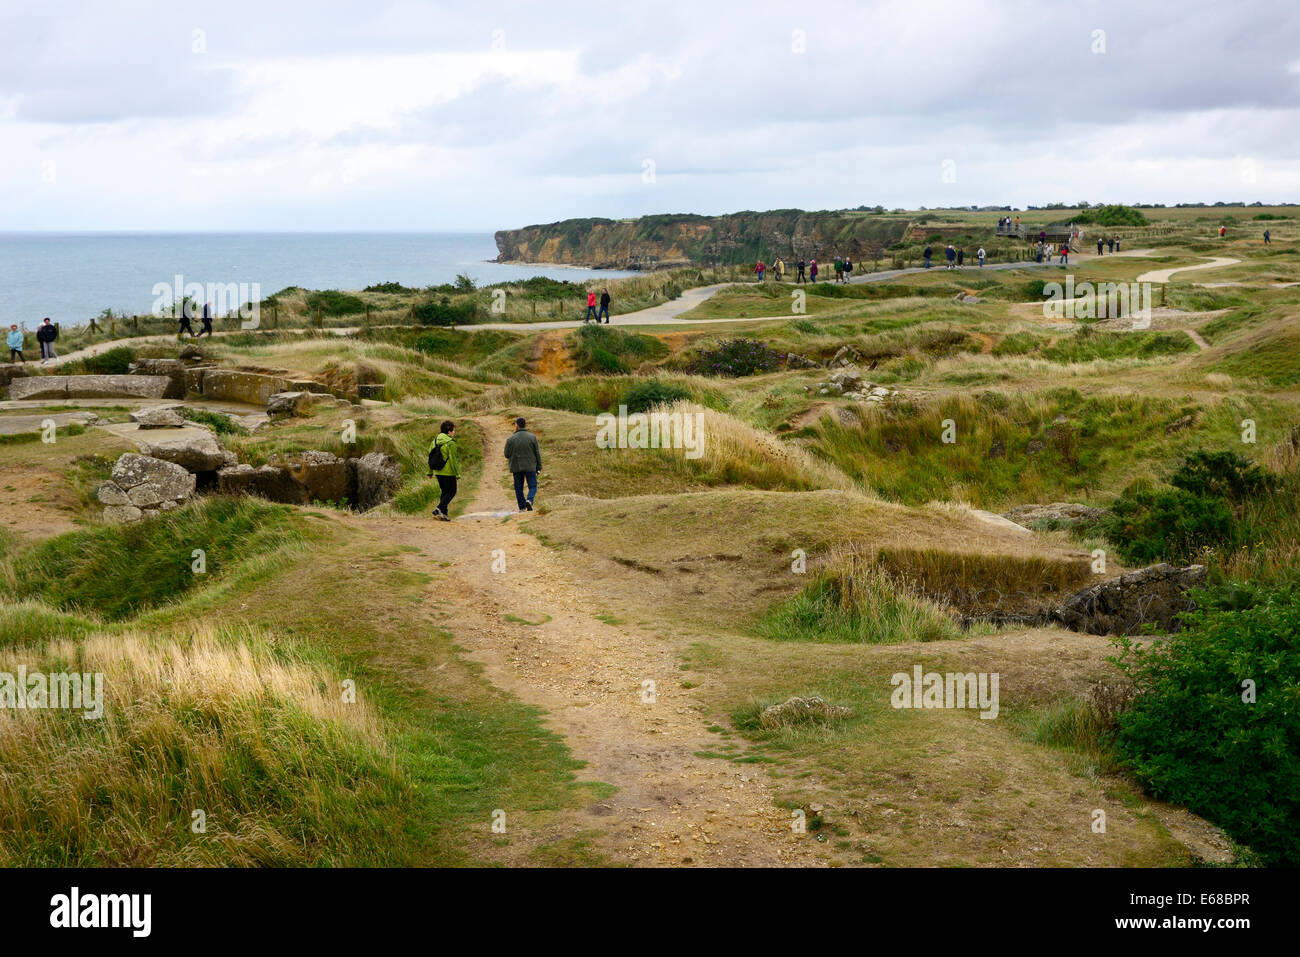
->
[[997, 216, 1022, 232], [7, 318, 60, 363], [584, 289, 612, 323], [1094, 235, 1123, 255], [922, 244, 987, 269], [429, 416, 543, 521], [755, 257, 861, 284], [178, 301, 215, 338]]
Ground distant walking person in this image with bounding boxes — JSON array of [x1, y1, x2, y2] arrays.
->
[[796, 259, 806, 283], [1114, 235, 1121, 251], [1219, 225, 1227, 238], [598, 288, 611, 323], [977, 246, 986, 267], [1264, 229, 1271, 245], [956, 249, 964, 268], [429, 420, 461, 521], [809, 259, 818, 282], [178, 299, 196, 337], [585, 290, 598, 322], [7, 324, 25, 363], [843, 257, 853, 281], [833, 257, 843, 282], [775, 258, 784, 281], [1059, 242, 1069, 265], [504, 417, 543, 512], [945, 245, 956, 269], [1107, 236, 1115, 253], [755, 260, 766, 282], [923, 246, 933, 268], [198, 301, 214, 338], [36, 318, 59, 362], [1097, 237, 1105, 256]]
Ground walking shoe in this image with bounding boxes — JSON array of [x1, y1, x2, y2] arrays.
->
[[435, 511, 450, 522], [525, 502, 533, 511]]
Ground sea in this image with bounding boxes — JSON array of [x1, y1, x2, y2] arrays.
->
[[0, 232, 632, 329]]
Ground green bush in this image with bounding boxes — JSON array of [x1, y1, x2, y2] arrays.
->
[[1171, 450, 1275, 501], [82, 346, 137, 376], [413, 297, 477, 327], [1102, 488, 1235, 565], [621, 381, 691, 414], [304, 290, 367, 317], [688, 338, 782, 377], [1072, 204, 1148, 227], [1114, 582, 1300, 864], [569, 324, 668, 375]]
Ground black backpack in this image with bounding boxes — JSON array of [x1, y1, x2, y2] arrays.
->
[[428, 442, 447, 471]]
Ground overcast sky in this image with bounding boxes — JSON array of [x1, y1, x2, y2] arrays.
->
[[1, 0, 1297, 232]]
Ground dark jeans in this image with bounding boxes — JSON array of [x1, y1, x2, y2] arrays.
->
[[585, 306, 597, 321], [9, 349, 24, 363], [435, 475, 457, 515], [598, 305, 609, 322], [513, 470, 537, 509]]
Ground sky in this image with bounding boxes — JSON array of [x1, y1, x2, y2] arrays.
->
[[1, 0, 1297, 232]]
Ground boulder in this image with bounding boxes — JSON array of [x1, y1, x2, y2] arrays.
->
[[1003, 503, 1105, 527], [831, 345, 861, 368], [178, 344, 207, 361], [105, 453, 196, 522], [266, 391, 311, 419], [95, 481, 131, 506], [189, 368, 290, 405], [8, 374, 171, 401], [129, 406, 187, 429], [274, 450, 352, 504], [103, 504, 144, 524], [355, 452, 403, 511], [111, 453, 197, 502], [216, 463, 308, 503], [760, 695, 853, 730], [126, 358, 186, 398], [1052, 563, 1208, 636], [357, 383, 386, 400], [783, 353, 820, 370], [136, 431, 230, 472], [0, 364, 30, 397]]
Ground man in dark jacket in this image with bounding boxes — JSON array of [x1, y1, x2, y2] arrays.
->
[[598, 289, 611, 324], [36, 318, 58, 362], [503, 417, 542, 511]]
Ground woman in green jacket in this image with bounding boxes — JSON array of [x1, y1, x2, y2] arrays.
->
[[430, 420, 461, 520]]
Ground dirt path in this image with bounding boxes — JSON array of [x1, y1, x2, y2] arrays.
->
[[1136, 257, 1241, 284], [350, 414, 824, 866]]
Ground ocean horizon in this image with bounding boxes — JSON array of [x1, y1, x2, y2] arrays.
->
[[0, 231, 634, 329]]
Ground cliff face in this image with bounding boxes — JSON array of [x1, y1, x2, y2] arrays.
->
[[494, 210, 911, 269]]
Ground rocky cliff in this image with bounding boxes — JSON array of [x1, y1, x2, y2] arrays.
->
[[494, 209, 912, 270]]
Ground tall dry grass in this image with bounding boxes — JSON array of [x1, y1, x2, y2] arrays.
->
[[0, 623, 395, 866]]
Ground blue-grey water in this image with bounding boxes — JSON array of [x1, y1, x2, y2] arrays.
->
[[0, 232, 632, 329]]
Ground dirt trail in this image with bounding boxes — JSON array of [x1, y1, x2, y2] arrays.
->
[[353, 414, 823, 866]]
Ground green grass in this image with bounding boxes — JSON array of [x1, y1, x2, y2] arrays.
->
[[756, 557, 960, 644], [6, 497, 307, 620]]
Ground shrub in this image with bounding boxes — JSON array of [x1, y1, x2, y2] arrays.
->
[[688, 338, 782, 377], [1072, 204, 1148, 227], [621, 381, 691, 414], [413, 296, 477, 327], [1170, 450, 1274, 501], [304, 290, 366, 317], [82, 346, 136, 376], [570, 325, 668, 375], [1102, 488, 1235, 565], [1113, 582, 1300, 865]]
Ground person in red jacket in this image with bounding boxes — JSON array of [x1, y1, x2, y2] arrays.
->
[[755, 260, 766, 282], [585, 290, 597, 322]]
